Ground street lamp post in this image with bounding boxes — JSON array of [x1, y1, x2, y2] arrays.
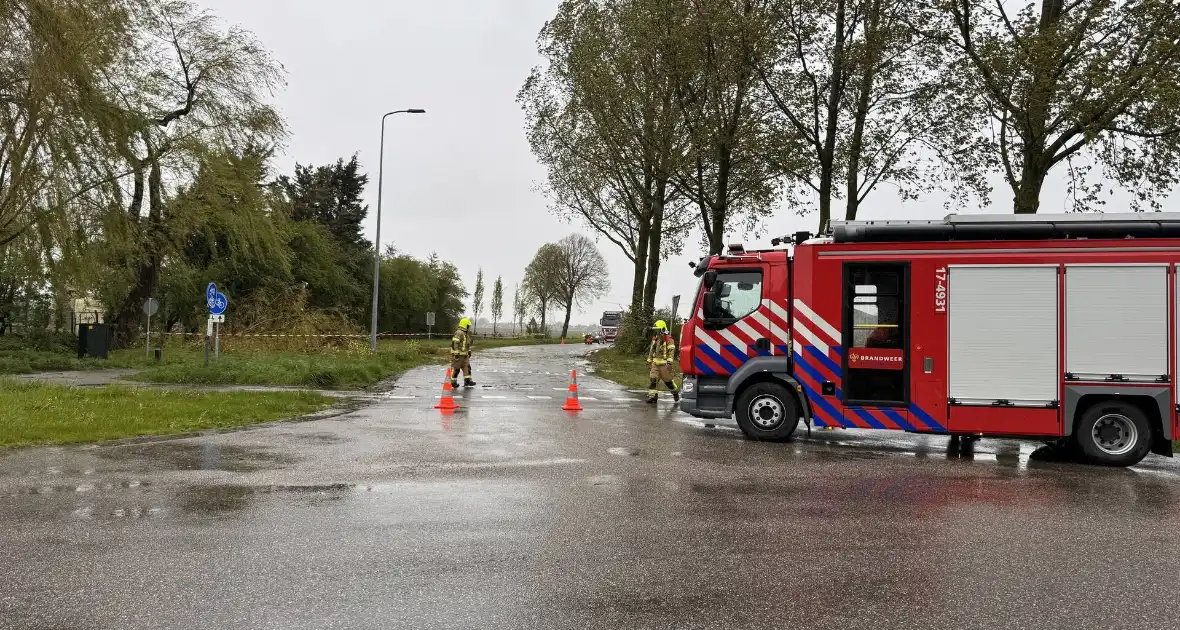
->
[[371, 108, 426, 352]]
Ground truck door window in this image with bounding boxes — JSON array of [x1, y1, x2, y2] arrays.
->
[[703, 271, 762, 326], [843, 264, 908, 405]]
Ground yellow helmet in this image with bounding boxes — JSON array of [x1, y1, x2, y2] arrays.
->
[[654, 320, 667, 330], [459, 317, 472, 329]]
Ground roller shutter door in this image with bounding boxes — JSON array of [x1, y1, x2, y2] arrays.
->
[[949, 265, 1059, 405]]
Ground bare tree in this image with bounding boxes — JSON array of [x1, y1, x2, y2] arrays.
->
[[552, 234, 610, 340]]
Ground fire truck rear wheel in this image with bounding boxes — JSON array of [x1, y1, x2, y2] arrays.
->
[[735, 382, 799, 441], [1074, 400, 1152, 467]]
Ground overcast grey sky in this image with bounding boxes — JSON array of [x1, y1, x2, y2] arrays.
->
[[201, 0, 1142, 327]]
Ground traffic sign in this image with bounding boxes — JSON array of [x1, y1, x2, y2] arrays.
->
[[209, 314, 225, 323], [206, 283, 218, 309], [210, 292, 228, 315], [426, 312, 436, 326], [142, 298, 159, 317]]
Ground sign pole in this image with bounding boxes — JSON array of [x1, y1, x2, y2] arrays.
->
[[214, 321, 220, 361], [145, 311, 151, 358], [205, 317, 211, 367]]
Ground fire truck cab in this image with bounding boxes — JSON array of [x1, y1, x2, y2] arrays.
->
[[679, 212, 1180, 467]]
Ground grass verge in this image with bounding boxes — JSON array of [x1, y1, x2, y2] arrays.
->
[[120, 337, 560, 388], [1, 334, 562, 388], [587, 346, 675, 390], [0, 380, 334, 447]]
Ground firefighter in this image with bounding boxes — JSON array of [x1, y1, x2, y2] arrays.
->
[[450, 317, 476, 388], [646, 320, 680, 404]]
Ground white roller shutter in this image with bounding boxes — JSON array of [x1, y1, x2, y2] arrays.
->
[[949, 265, 1059, 404], [1066, 264, 1167, 381]]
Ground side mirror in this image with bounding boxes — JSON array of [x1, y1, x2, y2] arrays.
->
[[702, 270, 717, 290], [702, 293, 717, 316]]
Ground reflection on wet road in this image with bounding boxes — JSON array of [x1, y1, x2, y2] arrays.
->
[[3, 344, 1180, 629]]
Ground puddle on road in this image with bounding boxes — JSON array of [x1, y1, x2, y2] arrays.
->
[[178, 483, 355, 515], [97, 443, 296, 472]]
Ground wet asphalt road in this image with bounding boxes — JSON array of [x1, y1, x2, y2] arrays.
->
[[3, 344, 1180, 629]]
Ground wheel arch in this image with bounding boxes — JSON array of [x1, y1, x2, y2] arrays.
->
[[1072, 393, 1171, 458]]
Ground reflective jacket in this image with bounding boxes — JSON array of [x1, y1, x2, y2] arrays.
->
[[647, 333, 675, 365], [451, 328, 472, 356]]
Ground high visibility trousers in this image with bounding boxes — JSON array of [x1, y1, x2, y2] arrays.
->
[[647, 363, 676, 398], [450, 356, 472, 384]]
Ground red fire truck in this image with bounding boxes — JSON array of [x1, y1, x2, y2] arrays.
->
[[678, 213, 1180, 467]]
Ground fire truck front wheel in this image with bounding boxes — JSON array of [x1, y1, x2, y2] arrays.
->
[[735, 382, 799, 441], [1074, 400, 1152, 467]]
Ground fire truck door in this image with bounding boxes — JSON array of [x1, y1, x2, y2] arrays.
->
[[841, 262, 913, 428]]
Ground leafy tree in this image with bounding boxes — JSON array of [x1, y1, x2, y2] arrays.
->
[[278, 155, 371, 249], [521, 0, 693, 316], [426, 253, 468, 333], [471, 268, 484, 331], [552, 234, 610, 340], [665, 0, 785, 254], [935, 0, 1180, 213], [276, 155, 372, 321], [511, 283, 522, 335], [103, 0, 286, 344], [758, 0, 988, 234], [491, 275, 504, 335], [0, 0, 130, 249], [522, 243, 564, 334]]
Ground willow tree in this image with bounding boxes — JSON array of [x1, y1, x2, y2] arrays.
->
[[0, 0, 132, 249], [102, 0, 287, 342], [939, 0, 1180, 213]]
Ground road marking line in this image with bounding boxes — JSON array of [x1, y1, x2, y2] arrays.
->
[[552, 387, 568, 391], [588, 388, 613, 393], [580, 396, 598, 401], [386, 395, 416, 399], [481, 395, 507, 399], [612, 398, 637, 402], [528, 395, 553, 400]]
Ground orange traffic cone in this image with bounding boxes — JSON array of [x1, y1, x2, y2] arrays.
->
[[561, 369, 583, 411], [561, 337, 565, 344], [434, 367, 459, 411]]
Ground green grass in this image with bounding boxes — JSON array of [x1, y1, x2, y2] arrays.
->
[[0, 334, 562, 388], [0, 334, 95, 375], [0, 380, 334, 447], [588, 346, 670, 390], [116, 337, 561, 389]]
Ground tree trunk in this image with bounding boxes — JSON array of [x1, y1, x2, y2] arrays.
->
[[845, 0, 881, 221], [631, 218, 651, 311], [539, 297, 548, 335], [560, 301, 573, 340], [1013, 163, 1046, 214], [818, 0, 848, 233], [644, 181, 667, 313]]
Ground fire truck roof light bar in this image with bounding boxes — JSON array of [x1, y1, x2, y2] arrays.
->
[[831, 212, 1180, 244]]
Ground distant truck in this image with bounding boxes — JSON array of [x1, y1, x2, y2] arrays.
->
[[600, 311, 623, 343]]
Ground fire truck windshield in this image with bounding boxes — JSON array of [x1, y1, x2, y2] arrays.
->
[[702, 271, 763, 322]]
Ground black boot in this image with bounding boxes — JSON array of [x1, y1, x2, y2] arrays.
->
[[666, 382, 679, 402], [463, 379, 476, 388], [645, 395, 657, 404]]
